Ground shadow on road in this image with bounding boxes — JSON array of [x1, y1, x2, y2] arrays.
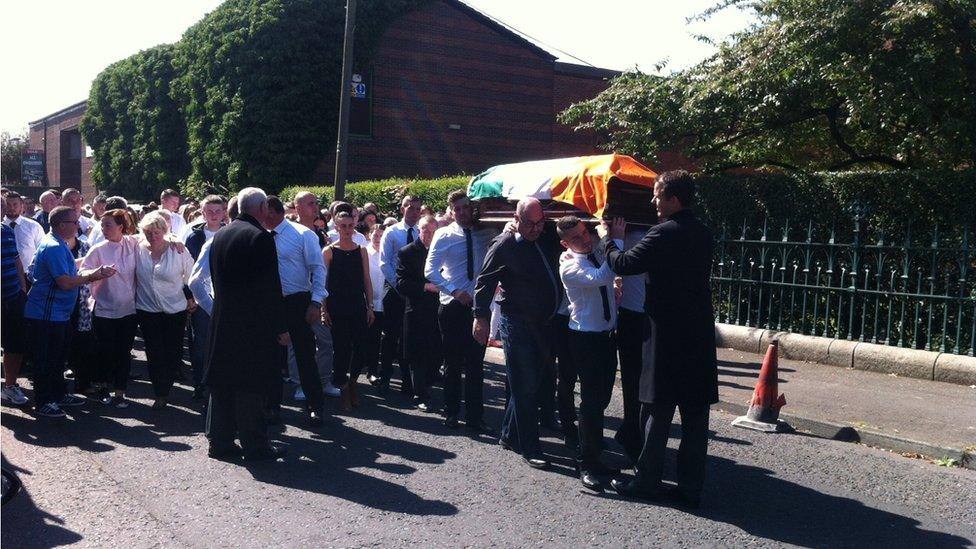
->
[[0, 455, 83, 548], [244, 403, 459, 516]]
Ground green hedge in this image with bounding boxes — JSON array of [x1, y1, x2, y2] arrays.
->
[[696, 170, 976, 234], [279, 175, 469, 214]]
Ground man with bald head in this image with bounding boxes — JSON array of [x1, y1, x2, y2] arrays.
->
[[473, 197, 563, 470]]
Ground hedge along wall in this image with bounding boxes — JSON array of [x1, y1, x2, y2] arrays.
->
[[696, 170, 976, 238], [279, 175, 469, 214]]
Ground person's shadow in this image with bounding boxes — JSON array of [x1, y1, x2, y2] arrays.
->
[[244, 408, 458, 516], [607, 445, 970, 547], [1, 455, 83, 548]]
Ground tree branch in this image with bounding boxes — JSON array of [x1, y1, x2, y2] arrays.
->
[[825, 103, 909, 170]]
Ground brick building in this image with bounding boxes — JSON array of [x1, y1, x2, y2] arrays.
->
[[23, 101, 96, 200], [28, 0, 619, 199]]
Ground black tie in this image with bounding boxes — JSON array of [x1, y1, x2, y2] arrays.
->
[[406, 227, 414, 243], [587, 253, 611, 322], [464, 227, 474, 280], [10, 221, 16, 229]]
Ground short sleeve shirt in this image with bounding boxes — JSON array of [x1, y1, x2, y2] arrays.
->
[[24, 233, 78, 322]]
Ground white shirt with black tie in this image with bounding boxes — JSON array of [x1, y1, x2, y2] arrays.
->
[[379, 219, 418, 287], [424, 222, 497, 306], [559, 249, 617, 333]]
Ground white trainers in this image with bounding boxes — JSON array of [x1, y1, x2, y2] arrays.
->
[[1, 384, 29, 405], [36, 402, 66, 418], [294, 387, 306, 401], [323, 381, 341, 398]]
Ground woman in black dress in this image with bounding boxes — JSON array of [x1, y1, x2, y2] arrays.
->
[[321, 211, 374, 411]]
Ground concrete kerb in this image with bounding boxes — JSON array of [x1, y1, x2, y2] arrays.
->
[[852, 343, 939, 380], [933, 353, 976, 385], [713, 400, 976, 471], [715, 323, 976, 385]]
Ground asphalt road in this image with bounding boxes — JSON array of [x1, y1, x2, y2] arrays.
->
[[2, 354, 974, 548]]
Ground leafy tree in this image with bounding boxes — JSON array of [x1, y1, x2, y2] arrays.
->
[[81, 44, 190, 200], [561, 0, 976, 172], [171, 0, 428, 195], [0, 130, 28, 185]]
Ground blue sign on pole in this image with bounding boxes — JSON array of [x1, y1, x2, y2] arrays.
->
[[351, 82, 366, 99]]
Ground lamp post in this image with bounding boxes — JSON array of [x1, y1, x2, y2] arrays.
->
[[333, 0, 357, 201]]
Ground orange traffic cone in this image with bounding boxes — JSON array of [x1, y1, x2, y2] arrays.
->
[[732, 341, 791, 433]]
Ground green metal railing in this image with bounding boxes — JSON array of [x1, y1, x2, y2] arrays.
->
[[711, 209, 975, 356]]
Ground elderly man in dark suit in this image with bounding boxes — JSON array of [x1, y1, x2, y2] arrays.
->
[[395, 215, 441, 412], [204, 187, 290, 462], [599, 170, 718, 509]]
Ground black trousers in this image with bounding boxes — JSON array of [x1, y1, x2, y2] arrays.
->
[[635, 400, 710, 499], [567, 329, 617, 468], [137, 310, 187, 398], [615, 307, 647, 456], [93, 315, 138, 391], [406, 306, 439, 403], [330, 307, 368, 386], [67, 327, 97, 393], [438, 300, 486, 422], [206, 387, 269, 452], [379, 285, 410, 390], [364, 311, 384, 377], [538, 314, 577, 434], [284, 292, 324, 412]]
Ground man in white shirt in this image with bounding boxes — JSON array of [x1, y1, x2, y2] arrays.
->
[[2, 192, 45, 271], [263, 195, 328, 427], [293, 191, 339, 398], [424, 190, 497, 433], [615, 229, 650, 462], [61, 188, 95, 238], [377, 194, 422, 394], [160, 188, 186, 237], [556, 215, 619, 492], [86, 194, 109, 246], [183, 194, 227, 399]]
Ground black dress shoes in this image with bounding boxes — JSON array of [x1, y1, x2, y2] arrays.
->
[[443, 415, 460, 428], [207, 444, 243, 462], [244, 445, 287, 462], [580, 469, 603, 492], [307, 410, 324, 427], [522, 455, 551, 470], [465, 421, 497, 437], [610, 479, 664, 501], [499, 437, 518, 453]]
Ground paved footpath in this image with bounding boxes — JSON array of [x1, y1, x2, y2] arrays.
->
[[2, 348, 975, 548]]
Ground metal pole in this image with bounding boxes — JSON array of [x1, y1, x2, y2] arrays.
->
[[333, 0, 356, 201]]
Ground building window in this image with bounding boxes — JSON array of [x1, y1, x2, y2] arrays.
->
[[66, 131, 82, 160], [349, 70, 372, 137]]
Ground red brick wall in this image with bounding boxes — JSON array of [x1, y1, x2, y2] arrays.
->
[[551, 71, 611, 158], [314, 0, 558, 182]]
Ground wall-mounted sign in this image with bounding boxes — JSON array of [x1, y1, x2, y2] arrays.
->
[[22, 150, 44, 182]]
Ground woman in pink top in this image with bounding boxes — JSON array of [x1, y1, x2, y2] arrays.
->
[[82, 209, 140, 408]]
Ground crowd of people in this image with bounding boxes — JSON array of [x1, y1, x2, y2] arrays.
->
[[1, 170, 717, 507]]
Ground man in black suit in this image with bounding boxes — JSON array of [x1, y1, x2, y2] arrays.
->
[[600, 170, 718, 508], [204, 187, 290, 462], [395, 215, 441, 411]]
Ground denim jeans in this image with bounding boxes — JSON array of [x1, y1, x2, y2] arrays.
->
[[26, 319, 69, 405], [189, 308, 211, 388], [499, 313, 553, 458]]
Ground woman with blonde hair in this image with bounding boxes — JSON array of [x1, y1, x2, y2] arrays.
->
[[134, 211, 195, 410]]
